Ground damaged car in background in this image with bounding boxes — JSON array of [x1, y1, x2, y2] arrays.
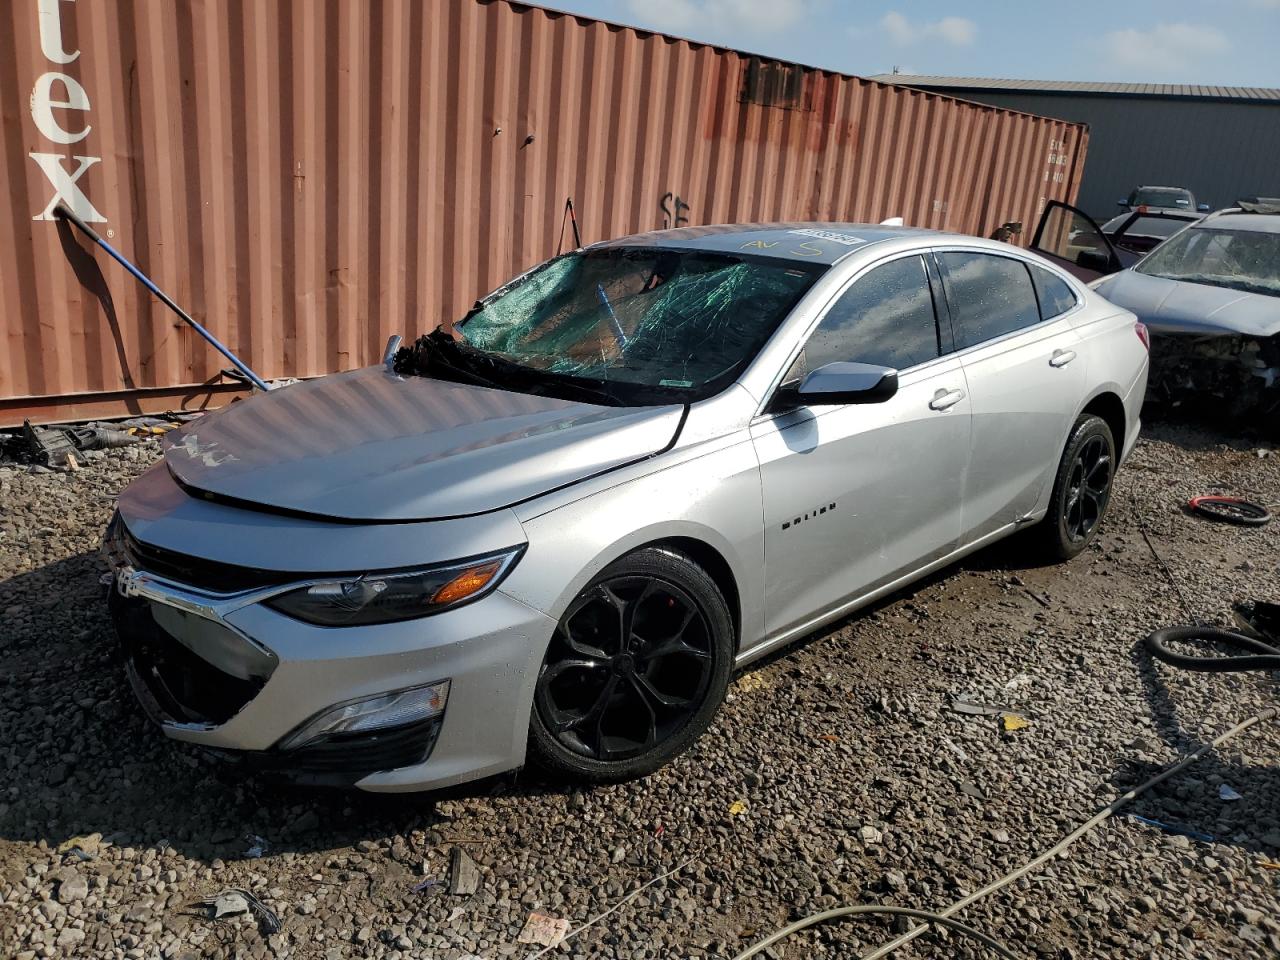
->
[[1031, 200, 1280, 419], [105, 223, 1148, 791]]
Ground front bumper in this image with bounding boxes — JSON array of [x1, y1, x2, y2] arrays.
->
[[105, 521, 556, 792]]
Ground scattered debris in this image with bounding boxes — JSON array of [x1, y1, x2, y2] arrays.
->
[[1233, 600, 1280, 644], [1127, 814, 1215, 844], [1219, 784, 1244, 802], [950, 695, 1016, 718], [1024, 588, 1051, 609], [522, 859, 695, 958], [198, 888, 282, 935], [19, 419, 138, 467], [56, 833, 102, 858], [209, 890, 251, 919], [517, 912, 571, 948], [243, 835, 269, 859], [411, 877, 440, 893], [448, 847, 481, 896], [736, 673, 770, 693], [1002, 673, 1034, 693], [1001, 713, 1031, 732], [728, 800, 748, 816], [957, 780, 985, 801], [940, 736, 969, 762], [1187, 495, 1272, 527]]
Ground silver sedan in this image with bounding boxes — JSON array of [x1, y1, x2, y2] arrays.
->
[[106, 223, 1149, 790]]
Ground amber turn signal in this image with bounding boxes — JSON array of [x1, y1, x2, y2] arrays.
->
[[431, 560, 504, 606]]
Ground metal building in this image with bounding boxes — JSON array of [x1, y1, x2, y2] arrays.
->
[[1, 1, 1087, 426], [872, 75, 1280, 220]]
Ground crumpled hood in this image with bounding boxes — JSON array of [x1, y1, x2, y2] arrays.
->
[[163, 366, 684, 521], [1095, 270, 1280, 337]]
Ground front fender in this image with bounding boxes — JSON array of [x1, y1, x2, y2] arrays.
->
[[498, 438, 765, 646]]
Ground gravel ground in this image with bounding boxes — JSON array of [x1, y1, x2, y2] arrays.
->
[[2, 422, 1279, 960]]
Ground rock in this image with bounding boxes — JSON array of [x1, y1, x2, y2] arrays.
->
[[289, 810, 320, 834], [449, 848, 481, 896], [56, 871, 89, 903], [56, 928, 86, 948], [859, 826, 883, 844], [1239, 924, 1266, 944]]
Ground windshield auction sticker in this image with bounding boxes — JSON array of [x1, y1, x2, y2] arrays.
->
[[787, 229, 867, 246]]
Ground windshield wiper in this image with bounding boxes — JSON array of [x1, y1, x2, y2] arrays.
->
[[393, 330, 503, 389]]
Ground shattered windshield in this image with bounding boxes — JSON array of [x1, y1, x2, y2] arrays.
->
[[1137, 227, 1280, 297], [450, 247, 823, 404]]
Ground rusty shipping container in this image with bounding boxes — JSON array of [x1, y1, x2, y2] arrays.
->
[[1, 0, 1088, 425]]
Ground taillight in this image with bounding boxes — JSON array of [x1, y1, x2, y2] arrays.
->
[[1135, 321, 1150, 350]]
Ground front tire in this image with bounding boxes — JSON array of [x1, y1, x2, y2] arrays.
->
[[1033, 414, 1116, 561], [528, 547, 733, 783]]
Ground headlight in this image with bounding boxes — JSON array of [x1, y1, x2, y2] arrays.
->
[[264, 547, 523, 626]]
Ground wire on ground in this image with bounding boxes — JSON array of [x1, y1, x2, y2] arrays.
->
[[731, 707, 1277, 960]]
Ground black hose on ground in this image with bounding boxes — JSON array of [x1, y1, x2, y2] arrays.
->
[[1144, 626, 1280, 673]]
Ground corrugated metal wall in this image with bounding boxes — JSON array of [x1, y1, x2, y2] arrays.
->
[[899, 89, 1280, 220], [1, 0, 1087, 426]]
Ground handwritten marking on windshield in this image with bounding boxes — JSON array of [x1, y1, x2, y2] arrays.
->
[[789, 241, 825, 257]]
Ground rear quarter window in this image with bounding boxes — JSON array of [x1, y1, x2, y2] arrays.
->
[[1029, 264, 1078, 320], [936, 252, 1041, 349]]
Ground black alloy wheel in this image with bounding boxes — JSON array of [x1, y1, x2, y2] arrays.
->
[[529, 548, 732, 782], [1034, 414, 1116, 561], [1064, 433, 1112, 543]]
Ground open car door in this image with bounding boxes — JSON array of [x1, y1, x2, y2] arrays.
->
[[1030, 200, 1123, 282]]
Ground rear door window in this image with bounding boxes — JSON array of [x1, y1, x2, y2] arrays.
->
[[936, 252, 1041, 349], [1029, 264, 1078, 320], [787, 255, 940, 381]]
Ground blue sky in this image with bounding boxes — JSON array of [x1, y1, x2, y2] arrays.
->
[[533, 1, 1280, 86]]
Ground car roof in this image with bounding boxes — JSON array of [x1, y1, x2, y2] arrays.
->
[[1134, 185, 1191, 192], [1104, 210, 1199, 226], [587, 222, 941, 266], [1195, 211, 1280, 234]]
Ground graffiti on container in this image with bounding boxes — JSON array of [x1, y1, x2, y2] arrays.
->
[[660, 192, 691, 229], [29, 0, 105, 222]]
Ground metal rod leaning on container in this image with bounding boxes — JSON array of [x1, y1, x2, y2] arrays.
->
[[52, 202, 272, 393]]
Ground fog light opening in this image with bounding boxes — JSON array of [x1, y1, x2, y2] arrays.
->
[[279, 680, 450, 751]]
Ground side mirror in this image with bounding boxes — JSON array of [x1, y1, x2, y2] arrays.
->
[[792, 361, 899, 406], [1197, 203, 1210, 212], [1076, 249, 1115, 273]]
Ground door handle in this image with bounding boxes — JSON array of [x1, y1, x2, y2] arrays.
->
[[1049, 349, 1077, 368], [929, 388, 965, 411]]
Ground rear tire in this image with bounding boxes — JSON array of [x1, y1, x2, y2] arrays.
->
[[1032, 414, 1116, 561], [528, 547, 733, 783]]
